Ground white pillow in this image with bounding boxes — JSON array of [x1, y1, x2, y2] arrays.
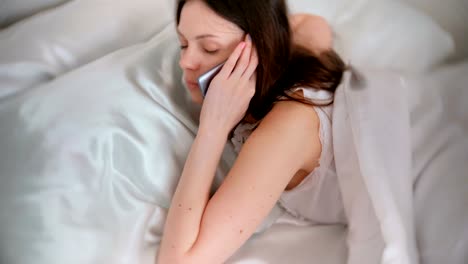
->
[[289, 0, 455, 72], [0, 0, 174, 98], [0, 0, 69, 27], [402, 0, 468, 61]]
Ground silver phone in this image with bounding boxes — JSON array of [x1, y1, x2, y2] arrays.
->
[[197, 62, 225, 97]]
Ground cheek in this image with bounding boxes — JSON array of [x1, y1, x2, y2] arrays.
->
[[213, 39, 245, 67], [221, 42, 240, 60], [208, 38, 244, 66]]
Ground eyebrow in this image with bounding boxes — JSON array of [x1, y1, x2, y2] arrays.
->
[[177, 28, 219, 40]]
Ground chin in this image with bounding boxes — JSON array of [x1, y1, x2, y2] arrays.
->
[[182, 81, 204, 105], [191, 92, 204, 105]]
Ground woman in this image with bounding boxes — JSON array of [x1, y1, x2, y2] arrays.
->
[[158, 1, 346, 263]]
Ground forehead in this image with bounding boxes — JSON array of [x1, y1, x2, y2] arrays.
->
[[178, 0, 242, 38]]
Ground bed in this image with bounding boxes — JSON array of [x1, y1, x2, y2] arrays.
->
[[0, 1, 466, 264]]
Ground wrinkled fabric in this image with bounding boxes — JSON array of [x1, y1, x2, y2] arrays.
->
[[410, 61, 468, 264], [0, 0, 69, 27], [0, 25, 199, 264], [0, 0, 173, 98], [333, 69, 415, 264]]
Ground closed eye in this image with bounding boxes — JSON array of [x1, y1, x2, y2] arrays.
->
[[204, 49, 219, 54]]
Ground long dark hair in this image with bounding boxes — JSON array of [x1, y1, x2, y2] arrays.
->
[[176, 0, 345, 121]]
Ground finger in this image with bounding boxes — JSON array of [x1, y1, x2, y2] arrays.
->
[[243, 46, 258, 79], [219, 41, 246, 78], [248, 73, 257, 97], [232, 35, 252, 78]]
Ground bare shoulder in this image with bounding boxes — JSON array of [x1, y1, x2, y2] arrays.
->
[[258, 100, 320, 134], [248, 100, 321, 171], [249, 100, 320, 156]]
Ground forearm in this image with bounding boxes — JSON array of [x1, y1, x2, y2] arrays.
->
[[158, 127, 228, 263]]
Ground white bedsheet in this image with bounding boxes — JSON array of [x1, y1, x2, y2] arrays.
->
[[410, 61, 468, 264], [1, 1, 467, 264]]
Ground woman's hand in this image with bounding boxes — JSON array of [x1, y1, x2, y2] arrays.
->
[[199, 35, 258, 136], [290, 13, 333, 55]]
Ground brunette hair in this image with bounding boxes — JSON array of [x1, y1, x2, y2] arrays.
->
[[176, 0, 345, 121]]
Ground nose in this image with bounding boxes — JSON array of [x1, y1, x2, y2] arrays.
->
[[179, 48, 200, 71]]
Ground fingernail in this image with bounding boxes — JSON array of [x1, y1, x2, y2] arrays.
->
[[247, 34, 251, 41], [240, 42, 246, 48]]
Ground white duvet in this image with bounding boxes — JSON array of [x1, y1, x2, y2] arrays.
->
[[0, 1, 467, 264]]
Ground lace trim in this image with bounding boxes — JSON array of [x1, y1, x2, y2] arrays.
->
[[230, 121, 260, 153]]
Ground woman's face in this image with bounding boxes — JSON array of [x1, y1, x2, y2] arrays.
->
[[177, 0, 244, 104]]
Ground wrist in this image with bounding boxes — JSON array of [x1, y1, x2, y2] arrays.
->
[[197, 124, 230, 143]]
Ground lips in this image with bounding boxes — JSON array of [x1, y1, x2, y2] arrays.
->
[[185, 79, 198, 86], [184, 79, 199, 90]]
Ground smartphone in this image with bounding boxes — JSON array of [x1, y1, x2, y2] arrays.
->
[[197, 62, 225, 97]]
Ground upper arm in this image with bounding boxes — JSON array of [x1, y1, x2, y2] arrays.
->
[[289, 13, 333, 55], [185, 101, 321, 263]]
